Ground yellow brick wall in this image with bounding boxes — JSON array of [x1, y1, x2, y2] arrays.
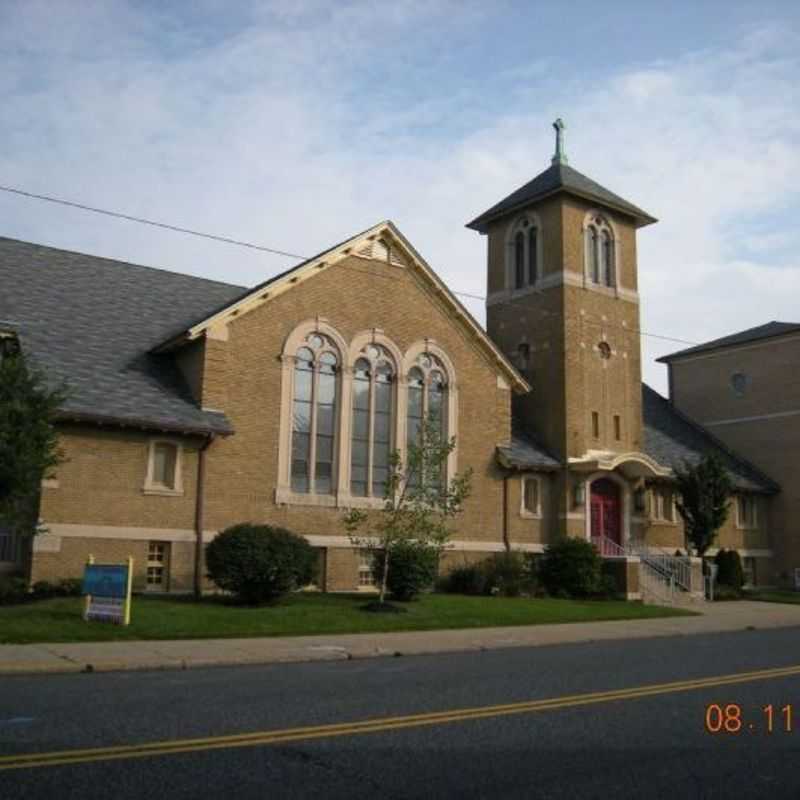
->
[[40, 425, 201, 529], [201, 254, 512, 545], [669, 335, 799, 584]]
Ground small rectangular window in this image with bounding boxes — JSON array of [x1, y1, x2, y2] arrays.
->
[[146, 541, 169, 591], [743, 557, 757, 587], [358, 550, 376, 587], [738, 496, 757, 527], [662, 490, 674, 522], [591, 412, 600, 439], [523, 477, 540, 515], [613, 415, 621, 441], [152, 443, 177, 489]]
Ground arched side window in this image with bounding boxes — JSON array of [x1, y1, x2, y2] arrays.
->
[[350, 344, 396, 498], [514, 231, 525, 289], [291, 333, 340, 494], [406, 352, 449, 490], [584, 214, 615, 288], [506, 214, 542, 290]]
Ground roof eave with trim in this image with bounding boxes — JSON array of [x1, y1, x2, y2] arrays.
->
[[54, 409, 234, 438], [467, 186, 658, 233], [151, 220, 531, 394]]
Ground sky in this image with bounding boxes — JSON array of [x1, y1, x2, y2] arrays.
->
[[1, 0, 799, 393]]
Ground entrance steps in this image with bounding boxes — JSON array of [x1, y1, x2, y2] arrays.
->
[[593, 534, 705, 607]]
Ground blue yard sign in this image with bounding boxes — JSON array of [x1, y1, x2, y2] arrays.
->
[[83, 565, 128, 598], [82, 557, 133, 625]]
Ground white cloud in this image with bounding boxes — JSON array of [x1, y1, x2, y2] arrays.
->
[[0, 2, 798, 398]]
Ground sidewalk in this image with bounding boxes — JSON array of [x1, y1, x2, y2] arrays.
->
[[2, 600, 799, 676]]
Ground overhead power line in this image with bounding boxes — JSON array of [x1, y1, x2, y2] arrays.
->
[[0, 183, 306, 260], [0, 182, 697, 347]]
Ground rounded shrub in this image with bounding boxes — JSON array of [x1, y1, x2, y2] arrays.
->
[[539, 537, 604, 598], [205, 523, 315, 604], [482, 551, 536, 597], [372, 541, 439, 601], [0, 576, 29, 606], [439, 563, 487, 596]]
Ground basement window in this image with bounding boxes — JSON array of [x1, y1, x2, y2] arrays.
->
[[146, 541, 170, 591], [358, 550, 376, 588]]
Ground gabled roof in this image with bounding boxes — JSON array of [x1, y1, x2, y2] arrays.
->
[[658, 321, 800, 362], [466, 162, 657, 232], [154, 220, 530, 394], [0, 236, 244, 435], [641, 384, 779, 494]]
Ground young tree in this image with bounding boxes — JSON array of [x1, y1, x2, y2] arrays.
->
[[673, 454, 733, 562], [0, 349, 65, 536], [344, 417, 472, 605]]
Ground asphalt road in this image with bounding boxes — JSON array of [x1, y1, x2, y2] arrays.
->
[[2, 627, 800, 799]]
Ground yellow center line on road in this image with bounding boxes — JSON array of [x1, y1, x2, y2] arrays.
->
[[2, 663, 799, 771]]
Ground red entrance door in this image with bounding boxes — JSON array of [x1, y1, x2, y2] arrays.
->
[[590, 478, 622, 555]]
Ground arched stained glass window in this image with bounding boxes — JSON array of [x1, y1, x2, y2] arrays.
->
[[508, 216, 541, 290], [291, 334, 340, 494], [406, 353, 449, 490], [585, 215, 614, 287], [527, 226, 538, 285], [514, 231, 525, 289], [350, 345, 396, 498]]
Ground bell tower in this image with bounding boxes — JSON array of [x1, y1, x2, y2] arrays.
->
[[467, 120, 657, 464]]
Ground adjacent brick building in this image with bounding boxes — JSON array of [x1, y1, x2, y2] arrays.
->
[[0, 124, 789, 597]]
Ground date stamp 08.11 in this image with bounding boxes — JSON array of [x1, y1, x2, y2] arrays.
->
[[705, 704, 794, 734]]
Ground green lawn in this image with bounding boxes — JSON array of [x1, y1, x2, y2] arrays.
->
[[0, 592, 695, 645], [745, 589, 800, 605]]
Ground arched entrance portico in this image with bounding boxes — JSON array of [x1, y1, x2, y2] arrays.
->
[[590, 478, 622, 553]]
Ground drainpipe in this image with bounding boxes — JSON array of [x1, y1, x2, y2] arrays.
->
[[502, 474, 511, 552], [194, 434, 215, 601]]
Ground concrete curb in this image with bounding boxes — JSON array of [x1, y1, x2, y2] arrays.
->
[[2, 601, 800, 677]]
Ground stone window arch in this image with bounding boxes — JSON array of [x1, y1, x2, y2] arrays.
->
[[583, 212, 617, 288], [505, 213, 543, 290], [290, 333, 341, 494], [402, 341, 458, 485], [350, 343, 397, 498], [277, 320, 348, 504]]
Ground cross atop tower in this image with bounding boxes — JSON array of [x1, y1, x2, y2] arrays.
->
[[551, 118, 568, 166]]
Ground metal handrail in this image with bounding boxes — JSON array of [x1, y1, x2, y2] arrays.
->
[[592, 533, 680, 605], [639, 559, 675, 605], [625, 539, 692, 593]]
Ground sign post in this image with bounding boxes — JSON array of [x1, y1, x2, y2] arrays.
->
[[82, 556, 134, 625]]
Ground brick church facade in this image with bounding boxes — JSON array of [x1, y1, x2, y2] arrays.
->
[[0, 124, 790, 598]]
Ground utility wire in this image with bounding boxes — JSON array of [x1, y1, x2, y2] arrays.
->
[[0, 183, 306, 260], [0, 182, 698, 347]]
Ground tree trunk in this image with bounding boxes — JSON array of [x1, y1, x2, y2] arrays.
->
[[380, 548, 390, 605]]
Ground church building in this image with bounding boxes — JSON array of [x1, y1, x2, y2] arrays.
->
[[0, 122, 785, 601]]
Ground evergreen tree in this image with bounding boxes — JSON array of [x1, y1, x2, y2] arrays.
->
[[0, 349, 65, 536]]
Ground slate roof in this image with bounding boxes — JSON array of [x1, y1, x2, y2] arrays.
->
[[466, 162, 657, 232], [496, 430, 560, 471], [0, 237, 246, 435], [658, 321, 800, 362], [641, 384, 779, 493]]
